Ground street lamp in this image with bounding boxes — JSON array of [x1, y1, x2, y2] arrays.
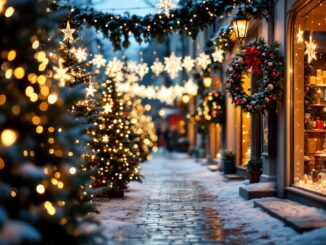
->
[[203, 77, 212, 89], [232, 8, 250, 43]]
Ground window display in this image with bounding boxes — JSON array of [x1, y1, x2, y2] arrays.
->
[[293, 0, 326, 194]]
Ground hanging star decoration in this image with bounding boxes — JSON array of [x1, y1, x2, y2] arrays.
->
[[182, 56, 195, 72], [137, 63, 149, 79], [53, 59, 71, 86], [73, 47, 88, 62], [106, 57, 123, 75], [296, 26, 304, 44], [61, 21, 75, 43], [86, 82, 96, 97], [151, 58, 164, 76], [212, 48, 224, 63], [156, 0, 176, 17], [196, 52, 211, 70], [103, 103, 112, 113], [305, 34, 317, 63], [164, 52, 182, 79], [92, 54, 106, 68]]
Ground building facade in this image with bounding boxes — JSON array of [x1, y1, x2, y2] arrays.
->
[[184, 0, 326, 209]]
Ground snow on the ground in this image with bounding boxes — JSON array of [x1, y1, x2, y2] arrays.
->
[[242, 182, 276, 191], [96, 153, 326, 244]]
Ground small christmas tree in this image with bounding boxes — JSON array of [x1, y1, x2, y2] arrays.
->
[[87, 78, 142, 197], [0, 1, 101, 244]]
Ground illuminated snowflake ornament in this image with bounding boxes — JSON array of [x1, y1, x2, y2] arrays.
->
[[196, 52, 211, 70], [61, 21, 75, 42], [92, 54, 106, 68], [113, 71, 124, 83], [73, 47, 88, 62], [126, 73, 139, 84], [151, 58, 164, 76], [53, 59, 71, 86], [182, 56, 195, 72], [127, 61, 138, 73], [137, 63, 149, 79], [106, 57, 123, 75], [211, 48, 224, 63], [296, 26, 304, 44], [164, 52, 182, 79], [305, 35, 317, 63], [156, 0, 176, 17]]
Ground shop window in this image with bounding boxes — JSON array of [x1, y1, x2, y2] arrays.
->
[[237, 74, 251, 167], [293, 0, 326, 194]]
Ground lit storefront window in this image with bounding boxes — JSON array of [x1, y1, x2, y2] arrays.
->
[[237, 74, 251, 167], [293, 0, 326, 194]]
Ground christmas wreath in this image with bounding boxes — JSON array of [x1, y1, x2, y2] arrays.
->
[[225, 39, 284, 113], [192, 89, 224, 127]]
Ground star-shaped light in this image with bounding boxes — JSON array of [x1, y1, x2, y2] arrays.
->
[[297, 26, 304, 44], [103, 103, 112, 113], [305, 35, 317, 63], [151, 58, 164, 76], [137, 63, 149, 79], [53, 59, 71, 86], [102, 135, 109, 143], [106, 57, 123, 75], [61, 21, 75, 42], [196, 52, 211, 70], [156, 0, 176, 17], [164, 52, 182, 79], [212, 48, 224, 63], [92, 54, 106, 68], [182, 56, 195, 72], [73, 47, 87, 62], [86, 82, 96, 97]]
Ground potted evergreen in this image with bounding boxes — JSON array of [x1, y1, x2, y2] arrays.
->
[[223, 151, 236, 174], [247, 158, 262, 183]]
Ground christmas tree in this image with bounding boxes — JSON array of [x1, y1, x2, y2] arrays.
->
[[0, 1, 101, 244], [129, 99, 158, 163], [87, 77, 142, 197]]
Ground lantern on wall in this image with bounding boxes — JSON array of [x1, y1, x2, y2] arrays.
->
[[232, 8, 250, 43], [203, 77, 212, 88]]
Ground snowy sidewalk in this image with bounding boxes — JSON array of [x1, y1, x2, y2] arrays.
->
[[96, 154, 326, 245]]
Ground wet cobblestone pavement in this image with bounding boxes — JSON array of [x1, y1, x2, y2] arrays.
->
[[98, 154, 245, 245]]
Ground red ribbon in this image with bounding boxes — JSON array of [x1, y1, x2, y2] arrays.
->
[[244, 46, 262, 75]]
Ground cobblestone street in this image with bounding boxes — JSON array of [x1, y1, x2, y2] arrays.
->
[[98, 154, 247, 245]]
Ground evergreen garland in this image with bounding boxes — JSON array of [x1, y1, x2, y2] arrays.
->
[[51, 0, 269, 50]]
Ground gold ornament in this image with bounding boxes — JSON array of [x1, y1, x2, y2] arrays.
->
[[305, 35, 317, 63], [61, 21, 75, 43]]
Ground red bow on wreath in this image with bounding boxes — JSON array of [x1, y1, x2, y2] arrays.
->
[[244, 46, 262, 75]]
